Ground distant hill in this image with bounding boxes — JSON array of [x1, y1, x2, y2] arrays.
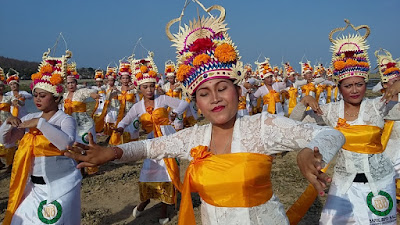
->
[[0, 56, 95, 79]]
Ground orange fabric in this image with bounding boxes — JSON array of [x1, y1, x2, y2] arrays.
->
[[115, 91, 135, 125], [11, 97, 25, 117], [3, 129, 63, 225], [63, 99, 87, 115], [288, 87, 298, 115], [326, 85, 332, 103], [178, 146, 273, 225], [335, 118, 384, 154], [0, 102, 11, 112], [166, 89, 181, 99], [139, 107, 181, 196], [262, 89, 280, 114], [382, 120, 395, 150], [91, 90, 105, 118], [315, 84, 326, 102], [334, 86, 339, 102], [238, 96, 247, 110], [301, 83, 316, 96]]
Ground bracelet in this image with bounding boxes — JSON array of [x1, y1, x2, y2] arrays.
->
[[112, 147, 120, 160]]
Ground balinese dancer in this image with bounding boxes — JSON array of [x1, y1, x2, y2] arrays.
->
[[375, 48, 400, 213], [1, 49, 81, 225], [290, 20, 400, 224], [313, 63, 328, 105], [298, 61, 316, 98], [5, 68, 33, 119], [282, 62, 299, 116], [323, 68, 339, 103], [103, 66, 119, 137], [65, 4, 345, 225], [91, 69, 107, 133], [63, 62, 99, 175], [0, 68, 15, 171], [115, 56, 188, 224], [254, 61, 286, 115], [109, 60, 139, 145]]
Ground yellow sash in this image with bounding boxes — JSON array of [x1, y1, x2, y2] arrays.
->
[[335, 118, 384, 154], [262, 90, 280, 114], [11, 97, 25, 117], [3, 128, 63, 225], [238, 96, 247, 110], [91, 90, 106, 118], [0, 102, 11, 112], [138, 107, 181, 198], [63, 99, 87, 115], [288, 87, 298, 116], [334, 86, 339, 102], [116, 91, 135, 125], [179, 146, 273, 225], [326, 85, 332, 103], [315, 84, 326, 102], [301, 83, 316, 96], [166, 89, 181, 99]]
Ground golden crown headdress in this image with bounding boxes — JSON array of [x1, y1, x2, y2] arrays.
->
[[31, 48, 72, 96], [255, 57, 273, 79], [375, 48, 400, 83], [118, 60, 132, 77], [165, 60, 176, 77], [299, 61, 313, 75], [106, 63, 118, 80], [6, 68, 20, 84], [94, 69, 104, 81], [166, 4, 244, 98], [66, 61, 79, 79], [283, 62, 296, 77], [330, 19, 370, 83], [132, 51, 159, 86]]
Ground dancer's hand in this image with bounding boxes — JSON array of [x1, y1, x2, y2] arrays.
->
[[112, 127, 124, 134], [18, 118, 39, 128], [6, 117, 22, 127], [297, 147, 330, 196], [300, 96, 323, 115], [64, 132, 122, 168], [382, 80, 400, 103]]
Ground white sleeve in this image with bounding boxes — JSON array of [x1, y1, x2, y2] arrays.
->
[[253, 87, 263, 98], [37, 116, 76, 150], [115, 124, 198, 163], [80, 88, 96, 99], [117, 103, 140, 129], [162, 95, 189, 115], [273, 82, 286, 92], [372, 82, 383, 93], [21, 91, 33, 99], [0, 123, 25, 145], [260, 112, 344, 164]]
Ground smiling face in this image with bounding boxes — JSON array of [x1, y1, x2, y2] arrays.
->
[[33, 88, 58, 112], [339, 76, 366, 105], [195, 79, 240, 126], [139, 82, 156, 100]]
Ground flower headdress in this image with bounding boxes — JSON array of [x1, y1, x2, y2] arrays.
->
[[0, 67, 6, 84], [326, 68, 333, 77], [6, 68, 20, 85], [255, 57, 273, 79], [66, 62, 79, 80], [330, 19, 370, 83], [165, 60, 176, 78], [313, 63, 325, 78], [299, 61, 313, 75], [132, 52, 159, 86], [166, 4, 244, 98], [283, 62, 296, 77], [118, 61, 132, 77], [375, 48, 400, 83], [106, 66, 117, 80], [30, 49, 72, 96], [94, 70, 104, 81]]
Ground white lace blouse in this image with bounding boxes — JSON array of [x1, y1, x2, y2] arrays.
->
[[290, 98, 400, 195], [116, 112, 345, 224]]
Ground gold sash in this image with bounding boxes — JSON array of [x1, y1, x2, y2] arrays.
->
[[288, 87, 298, 115], [63, 99, 87, 115], [109, 91, 136, 145], [179, 146, 273, 225], [11, 97, 25, 117], [3, 128, 63, 225], [238, 96, 247, 110], [326, 85, 332, 103], [301, 83, 316, 96], [166, 89, 181, 99], [262, 90, 280, 114], [315, 84, 326, 102], [0, 102, 11, 112], [334, 86, 339, 102]]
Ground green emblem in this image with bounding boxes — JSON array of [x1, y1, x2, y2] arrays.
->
[[133, 119, 140, 129], [38, 200, 62, 224], [82, 132, 89, 144], [366, 191, 393, 216]]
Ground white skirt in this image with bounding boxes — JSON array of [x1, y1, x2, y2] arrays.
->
[[11, 181, 81, 225], [320, 180, 397, 225]]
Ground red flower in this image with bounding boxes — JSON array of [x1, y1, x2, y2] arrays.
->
[[386, 62, 396, 68], [344, 51, 355, 58], [189, 38, 214, 53]]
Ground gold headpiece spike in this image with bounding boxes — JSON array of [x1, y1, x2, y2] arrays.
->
[[329, 19, 370, 43]]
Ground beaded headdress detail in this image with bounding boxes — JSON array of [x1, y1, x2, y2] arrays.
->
[[106, 65, 117, 80], [166, 4, 244, 98], [94, 70, 104, 81], [375, 49, 400, 83], [330, 19, 370, 83], [132, 51, 159, 86], [255, 57, 273, 79], [30, 49, 72, 96], [118, 61, 132, 77], [165, 60, 176, 78], [283, 62, 296, 77], [6, 68, 20, 85], [66, 62, 79, 80], [299, 61, 313, 75]]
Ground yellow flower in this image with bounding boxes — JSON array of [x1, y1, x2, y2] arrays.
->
[[193, 54, 211, 66], [176, 64, 192, 82], [140, 66, 148, 73], [50, 73, 63, 85], [214, 43, 237, 63]]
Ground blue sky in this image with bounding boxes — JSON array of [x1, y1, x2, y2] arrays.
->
[[1, 0, 399, 73]]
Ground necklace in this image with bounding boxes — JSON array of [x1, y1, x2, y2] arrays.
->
[[210, 132, 232, 154], [344, 110, 359, 117]]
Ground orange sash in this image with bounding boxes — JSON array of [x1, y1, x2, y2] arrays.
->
[[166, 89, 181, 99], [179, 146, 273, 225], [335, 118, 384, 154], [326, 85, 332, 103], [63, 99, 87, 115], [334, 86, 339, 102], [262, 90, 280, 114], [315, 84, 326, 102], [238, 96, 247, 110], [138, 107, 181, 192], [11, 97, 25, 117], [301, 83, 316, 96], [116, 91, 135, 125], [288, 87, 298, 116], [3, 128, 63, 225], [0, 102, 11, 112]]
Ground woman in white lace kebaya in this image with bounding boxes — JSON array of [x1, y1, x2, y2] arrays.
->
[[290, 20, 400, 224], [65, 4, 345, 225]]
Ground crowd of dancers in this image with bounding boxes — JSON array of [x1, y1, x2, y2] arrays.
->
[[1, 2, 400, 225]]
